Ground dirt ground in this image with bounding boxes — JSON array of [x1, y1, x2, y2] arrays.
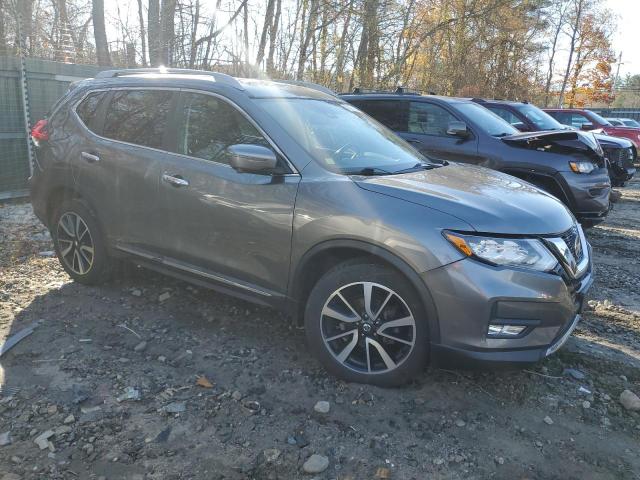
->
[[1, 179, 639, 480]]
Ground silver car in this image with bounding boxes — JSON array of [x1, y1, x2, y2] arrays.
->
[[29, 69, 592, 386]]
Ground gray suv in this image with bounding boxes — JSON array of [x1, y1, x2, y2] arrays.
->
[[30, 69, 592, 386]]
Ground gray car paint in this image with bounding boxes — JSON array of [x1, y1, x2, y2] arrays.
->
[[30, 73, 591, 364]]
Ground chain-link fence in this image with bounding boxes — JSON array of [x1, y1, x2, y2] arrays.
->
[[0, 56, 105, 199]]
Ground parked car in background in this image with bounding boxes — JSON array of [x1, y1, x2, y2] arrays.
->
[[341, 91, 611, 226], [606, 118, 625, 126], [30, 69, 592, 386], [474, 99, 636, 187], [607, 117, 640, 128], [544, 108, 640, 148]]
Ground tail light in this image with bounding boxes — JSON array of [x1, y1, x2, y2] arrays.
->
[[31, 119, 49, 142]]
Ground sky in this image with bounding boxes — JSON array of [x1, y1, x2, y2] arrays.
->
[[606, 0, 640, 77]]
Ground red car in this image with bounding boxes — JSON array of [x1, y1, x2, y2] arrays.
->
[[544, 108, 640, 148]]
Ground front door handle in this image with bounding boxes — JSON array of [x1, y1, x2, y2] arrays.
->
[[162, 173, 190, 187], [81, 151, 100, 163]]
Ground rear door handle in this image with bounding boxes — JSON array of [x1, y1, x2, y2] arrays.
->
[[162, 173, 190, 187], [81, 151, 100, 163]]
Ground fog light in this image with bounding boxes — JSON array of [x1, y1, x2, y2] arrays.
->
[[487, 324, 526, 337]]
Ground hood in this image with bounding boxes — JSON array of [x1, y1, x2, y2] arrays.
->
[[501, 129, 603, 155], [501, 129, 604, 166], [604, 125, 640, 133], [593, 132, 634, 148], [354, 163, 574, 235]]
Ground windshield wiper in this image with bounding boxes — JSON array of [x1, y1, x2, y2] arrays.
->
[[342, 166, 392, 176], [394, 162, 443, 174]]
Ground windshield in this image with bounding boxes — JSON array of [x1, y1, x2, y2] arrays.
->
[[456, 103, 519, 137], [515, 104, 564, 131], [622, 118, 640, 127], [586, 110, 612, 126], [256, 98, 432, 174]]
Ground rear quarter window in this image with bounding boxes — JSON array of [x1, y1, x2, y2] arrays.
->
[[75, 91, 107, 133], [102, 90, 174, 149]]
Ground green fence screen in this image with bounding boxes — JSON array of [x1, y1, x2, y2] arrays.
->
[[0, 57, 104, 199]]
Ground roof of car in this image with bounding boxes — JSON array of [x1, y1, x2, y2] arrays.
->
[[470, 98, 529, 106], [80, 69, 336, 100], [339, 92, 475, 104]]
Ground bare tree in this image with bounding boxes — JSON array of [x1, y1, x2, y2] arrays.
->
[[558, 0, 585, 107], [148, 0, 160, 65], [92, 0, 110, 66], [137, 0, 147, 66]]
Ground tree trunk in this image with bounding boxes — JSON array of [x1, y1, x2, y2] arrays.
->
[[334, 0, 353, 91], [256, 0, 276, 67], [558, 0, 583, 107], [189, 0, 200, 68], [92, 0, 111, 66], [266, 0, 281, 75], [242, 0, 249, 67], [0, 0, 7, 54], [148, 0, 161, 65], [297, 0, 319, 80], [136, 0, 147, 66], [160, 0, 177, 66], [355, 0, 379, 87]]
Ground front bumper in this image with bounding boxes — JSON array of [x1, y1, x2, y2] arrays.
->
[[558, 168, 610, 224], [425, 254, 592, 367]]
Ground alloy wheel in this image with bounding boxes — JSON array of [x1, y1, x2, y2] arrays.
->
[[320, 281, 416, 374], [56, 212, 95, 275]]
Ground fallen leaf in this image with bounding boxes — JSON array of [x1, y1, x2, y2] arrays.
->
[[196, 376, 214, 388], [375, 467, 390, 479]]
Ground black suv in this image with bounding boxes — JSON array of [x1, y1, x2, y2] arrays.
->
[[341, 92, 612, 226], [473, 98, 637, 187]]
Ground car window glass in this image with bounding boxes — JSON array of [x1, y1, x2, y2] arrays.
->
[[351, 100, 408, 131], [486, 106, 521, 125], [75, 91, 107, 132], [569, 113, 591, 128], [103, 90, 173, 148], [408, 102, 457, 135], [176, 93, 270, 165]]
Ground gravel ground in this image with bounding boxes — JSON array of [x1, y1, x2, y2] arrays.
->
[[1, 179, 639, 480]]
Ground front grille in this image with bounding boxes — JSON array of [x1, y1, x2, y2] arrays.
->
[[560, 225, 584, 264], [604, 147, 634, 167]]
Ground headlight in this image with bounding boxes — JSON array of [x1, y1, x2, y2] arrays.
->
[[568, 161, 595, 174], [444, 232, 558, 272]]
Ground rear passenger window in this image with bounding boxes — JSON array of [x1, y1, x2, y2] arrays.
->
[[408, 102, 457, 136], [176, 93, 270, 165], [350, 100, 408, 131], [103, 90, 174, 148], [76, 91, 106, 132]]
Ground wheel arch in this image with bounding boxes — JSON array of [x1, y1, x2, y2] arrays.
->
[[503, 169, 573, 209], [289, 239, 441, 343]]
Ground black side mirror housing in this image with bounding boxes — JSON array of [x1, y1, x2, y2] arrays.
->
[[580, 123, 594, 131], [446, 121, 470, 138], [228, 144, 278, 174]]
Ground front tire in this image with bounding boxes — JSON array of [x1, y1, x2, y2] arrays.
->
[[51, 198, 111, 285], [304, 260, 429, 387]]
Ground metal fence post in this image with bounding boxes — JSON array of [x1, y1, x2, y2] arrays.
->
[[17, 10, 34, 178]]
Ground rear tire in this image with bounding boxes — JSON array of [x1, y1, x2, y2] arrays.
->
[[51, 198, 111, 285], [304, 260, 429, 387]]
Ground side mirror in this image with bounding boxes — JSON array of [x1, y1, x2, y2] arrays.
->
[[228, 144, 278, 173], [580, 123, 594, 131], [447, 121, 470, 138]]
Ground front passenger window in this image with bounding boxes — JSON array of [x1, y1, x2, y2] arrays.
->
[[177, 93, 270, 165], [408, 102, 457, 136]]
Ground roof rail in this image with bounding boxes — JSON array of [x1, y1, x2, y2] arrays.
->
[[274, 79, 335, 96], [471, 97, 486, 103], [349, 86, 422, 96], [94, 68, 244, 90]]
